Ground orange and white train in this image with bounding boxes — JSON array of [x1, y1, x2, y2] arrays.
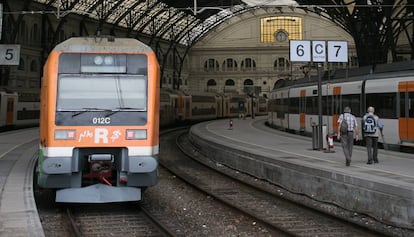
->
[[159, 89, 268, 127], [37, 36, 160, 203], [268, 61, 414, 149]]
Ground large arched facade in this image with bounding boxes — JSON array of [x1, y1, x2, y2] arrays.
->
[[188, 7, 357, 98]]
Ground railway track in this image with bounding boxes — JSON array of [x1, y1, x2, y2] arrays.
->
[[159, 128, 390, 237], [36, 196, 173, 237], [35, 178, 174, 237], [34, 127, 410, 236]]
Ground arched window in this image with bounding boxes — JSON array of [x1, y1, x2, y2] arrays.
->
[[30, 60, 38, 72], [18, 59, 25, 71], [20, 20, 27, 42], [225, 79, 235, 86], [222, 58, 237, 71], [207, 79, 217, 86], [274, 57, 289, 71], [204, 58, 219, 71], [241, 58, 256, 71], [244, 79, 254, 86]]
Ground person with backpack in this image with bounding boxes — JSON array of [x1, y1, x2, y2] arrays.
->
[[362, 106, 384, 164], [337, 106, 359, 166]]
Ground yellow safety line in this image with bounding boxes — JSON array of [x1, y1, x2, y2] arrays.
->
[[0, 138, 38, 159]]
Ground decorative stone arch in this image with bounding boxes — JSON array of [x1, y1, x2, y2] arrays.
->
[[243, 79, 254, 86], [225, 79, 235, 86], [207, 79, 217, 86]]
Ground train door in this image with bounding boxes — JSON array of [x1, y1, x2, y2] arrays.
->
[[332, 86, 341, 133], [216, 96, 221, 118], [224, 96, 229, 117], [176, 95, 183, 120], [398, 81, 414, 142], [6, 97, 15, 125], [300, 90, 306, 131], [185, 97, 191, 120]]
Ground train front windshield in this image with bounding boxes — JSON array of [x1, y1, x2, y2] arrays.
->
[[56, 75, 147, 111]]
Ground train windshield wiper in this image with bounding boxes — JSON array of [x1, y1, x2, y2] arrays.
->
[[105, 107, 144, 117], [72, 108, 111, 117]]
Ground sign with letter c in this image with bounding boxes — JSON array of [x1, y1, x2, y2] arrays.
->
[[312, 41, 326, 62]]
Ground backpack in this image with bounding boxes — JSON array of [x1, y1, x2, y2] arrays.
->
[[340, 114, 348, 135], [363, 115, 377, 134]]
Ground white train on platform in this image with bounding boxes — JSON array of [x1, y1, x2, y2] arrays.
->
[[267, 60, 414, 149]]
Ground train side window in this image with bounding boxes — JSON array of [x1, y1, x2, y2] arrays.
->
[[399, 92, 406, 118], [367, 92, 397, 118], [342, 94, 360, 117], [289, 97, 299, 114], [409, 92, 414, 118]]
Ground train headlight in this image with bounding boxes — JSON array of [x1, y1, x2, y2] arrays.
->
[[104, 56, 114, 65], [126, 129, 147, 140], [94, 56, 103, 65], [54, 130, 76, 140]]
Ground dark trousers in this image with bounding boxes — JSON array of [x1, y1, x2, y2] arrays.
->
[[365, 136, 379, 162], [341, 132, 354, 162]]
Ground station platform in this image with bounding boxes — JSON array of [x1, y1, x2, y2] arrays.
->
[[189, 117, 414, 230], [0, 128, 44, 237]]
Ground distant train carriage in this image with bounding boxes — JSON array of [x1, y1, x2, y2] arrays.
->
[[38, 36, 160, 203], [256, 96, 268, 116], [15, 92, 40, 127], [189, 92, 221, 121], [0, 91, 18, 127], [227, 94, 250, 117], [159, 88, 191, 126]]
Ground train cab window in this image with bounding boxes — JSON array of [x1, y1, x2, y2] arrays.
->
[[57, 75, 147, 111]]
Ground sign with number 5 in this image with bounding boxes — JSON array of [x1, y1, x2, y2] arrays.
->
[[0, 45, 20, 65]]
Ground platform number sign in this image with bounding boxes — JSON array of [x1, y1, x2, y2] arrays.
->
[[312, 41, 326, 62], [0, 45, 20, 65], [290, 40, 348, 63], [289, 40, 311, 62], [327, 41, 348, 62]]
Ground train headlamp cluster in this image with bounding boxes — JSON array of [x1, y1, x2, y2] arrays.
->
[[54, 130, 76, 140], [126, 129, 147, 140], [54, 129, 147, 140], [81, 54, 126, 73], [93, 55, 114, 66]]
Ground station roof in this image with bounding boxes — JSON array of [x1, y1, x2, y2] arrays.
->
[[32, 0, 410, 49]]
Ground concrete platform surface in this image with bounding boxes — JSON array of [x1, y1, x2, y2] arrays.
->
[[189, 117, 414, 229], [0, 128, 44, 237]]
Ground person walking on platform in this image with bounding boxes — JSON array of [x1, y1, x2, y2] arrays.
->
[[362, 106, 384, 164], [337, 106, 359, 166]]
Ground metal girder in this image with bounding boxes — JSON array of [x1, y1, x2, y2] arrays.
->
[[8, 0, 413, 65]]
